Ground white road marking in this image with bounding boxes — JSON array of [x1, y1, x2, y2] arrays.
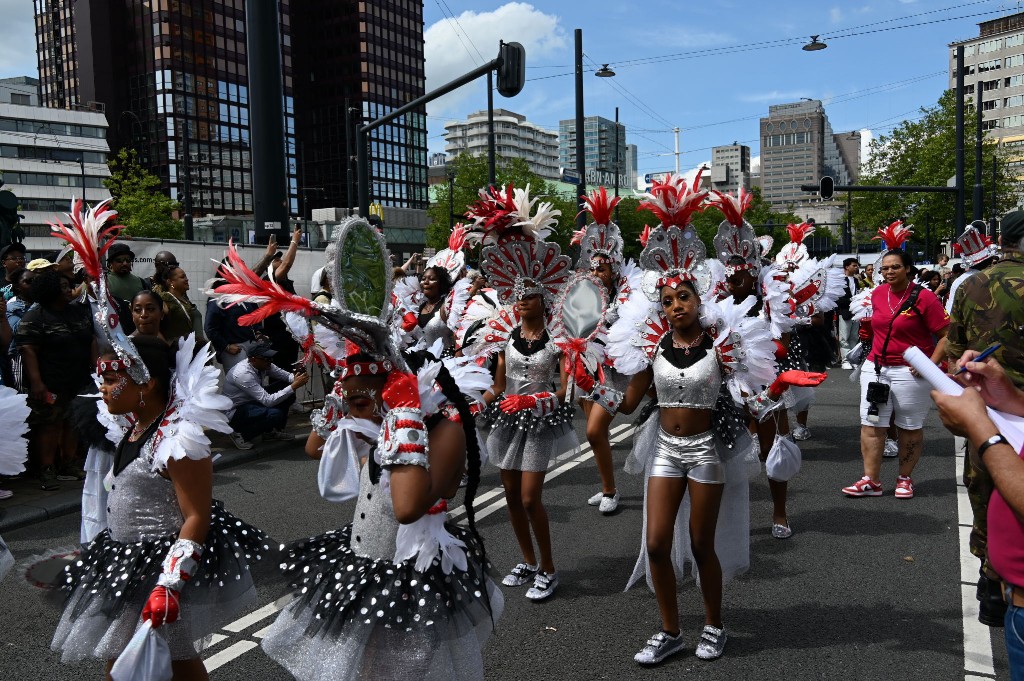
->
[[954, 436, 996, 679], [206, 422, 637, 674]]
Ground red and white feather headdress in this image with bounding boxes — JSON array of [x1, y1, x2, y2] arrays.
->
[[775, 222, 815, 268], [426, 223, 468, 278], [872, 220, 913, 251], [575, 187, 624, 271], [709, 188, 761, 277]]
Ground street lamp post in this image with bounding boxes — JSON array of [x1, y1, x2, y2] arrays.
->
[[574, 29, 586, 230]]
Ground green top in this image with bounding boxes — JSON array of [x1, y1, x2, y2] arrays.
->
[[946, 256, 1024, 388], [107, 271, 147, 303], [159, 291, 204, 346]]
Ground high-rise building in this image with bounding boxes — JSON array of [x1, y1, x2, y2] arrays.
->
[[559, 115, 628, 184], [710, 143, 751, 195], [0, 78, 112, 233], [445, 109, 559, 180], [291, 1, 427, 215], [759, 100, 859, 207], [34, 1, 298, 218]]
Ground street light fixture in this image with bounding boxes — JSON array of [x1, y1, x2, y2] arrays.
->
[[595, 64, 616, 78], [802, 36, 827, 51]]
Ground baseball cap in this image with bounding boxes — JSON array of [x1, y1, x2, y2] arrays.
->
[[248, 342, 278, 359], [0, 243, 27, 260]]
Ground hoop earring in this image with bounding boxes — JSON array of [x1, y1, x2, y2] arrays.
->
[[139, 391, 146, 409]]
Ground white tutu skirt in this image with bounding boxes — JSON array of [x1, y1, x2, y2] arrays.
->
[[481, 399, 578, 472], [51, 500, 271, 661], [80, 447, 112, 545], [262, 524, 503, 681], [624, 411, 760, 591]]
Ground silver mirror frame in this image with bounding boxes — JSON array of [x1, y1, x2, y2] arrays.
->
[[549, 270, 609, 343], [330, 216, 393, 325]]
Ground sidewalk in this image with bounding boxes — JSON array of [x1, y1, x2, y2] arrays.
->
[[0, 425, 309, 533]]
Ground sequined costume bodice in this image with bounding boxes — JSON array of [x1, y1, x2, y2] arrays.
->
[[504, 331, 561, 396], [420, 310, 454, 350], [349, 464, 400, 561], [652, 337, 721, 409], [107, 456, 183, 543]]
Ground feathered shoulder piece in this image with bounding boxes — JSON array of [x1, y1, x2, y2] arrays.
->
[[637, 170, 708, 228], [49, 198, 150, 385], [701, 297, 778, 404], [465, 184, 517, 246], [760, 266, 797, 338], [426, 224, 469, 278], [872, 220, 913, 251], [850, 288, 873, 322], [605, 291, 667, 375], [775, 222, 815, 267], [145, 335, 234, 472], [461, 303, 522, 360], [788, 254, 845, 317]]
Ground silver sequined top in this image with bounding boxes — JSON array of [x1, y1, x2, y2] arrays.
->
[[421, 311, 454, 351], [349, 465, 400, 561], [652, 343, 721, 409], [107, 456, 184, 544], [505, 335, 561, 396]]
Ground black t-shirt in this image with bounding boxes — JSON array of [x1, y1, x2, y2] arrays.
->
[[15, 302, 94, 394]]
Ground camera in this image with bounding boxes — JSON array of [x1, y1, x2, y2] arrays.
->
[[865, 381, 891, 424]]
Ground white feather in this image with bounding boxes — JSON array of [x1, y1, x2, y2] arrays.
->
[[851, 288, 873, 322], [761, 271, 797, 338], [0, 387, 30, 476], [606, 290, 661, 375], [445, 277, 473, 335], [711, 297, 778, 403]]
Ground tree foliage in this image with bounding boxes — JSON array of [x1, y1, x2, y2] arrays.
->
[[854, 89, 1021, 253], [428, 154, 802, 264], [104, 148, 184, 239]]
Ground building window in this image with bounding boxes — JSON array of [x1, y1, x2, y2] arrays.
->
[[1007, 54, 1024, 69]]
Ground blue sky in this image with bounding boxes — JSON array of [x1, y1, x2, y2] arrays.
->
[[0, 1, 1004, 177]]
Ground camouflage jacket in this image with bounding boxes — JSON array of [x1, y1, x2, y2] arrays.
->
[[946, 256, 1024, 387]]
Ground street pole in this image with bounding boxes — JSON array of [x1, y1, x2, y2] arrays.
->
[[955, 45, 966, 239], [80, 155, 86, 204], [845, 189, 852, 253], [614, 106, 620, 222], [448, 173, 455, 229], [974, 79, 984, 221], [487, 71, 496, 189], [574, 28, 586, 230], [991, 154, 998, 238], [344, 98, 354, 217], [673, 127, 680, 175], [925, 214, 931, 262]]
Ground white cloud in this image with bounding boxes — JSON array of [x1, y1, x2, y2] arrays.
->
[[830, 7, 843, 24], [0, 0, 39, 78], [424, 2, 567, 116], [751, 155, 761, 174], [738, 90, 813, 103]]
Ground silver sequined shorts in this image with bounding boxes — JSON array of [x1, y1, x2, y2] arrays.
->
[[650, 428, 725, 484]]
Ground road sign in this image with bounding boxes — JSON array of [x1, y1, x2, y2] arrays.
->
[[562, 172, 580, 185]]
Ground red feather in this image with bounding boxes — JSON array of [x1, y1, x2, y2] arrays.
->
[[708, 188, 753, 227], [48, 198, 123, 280], [637, 172, 707, 228], [639, 224, 652, 247], [578, 186, 621, 225], [785, 222, 815, 245], [871, 220, 913, 250], [211, 240, 315, 326]]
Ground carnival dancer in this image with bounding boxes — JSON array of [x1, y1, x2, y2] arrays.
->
[[572, 187, 642, 515], [594, 174, 825, 665], [468, 184, 575, 602], [49, 200, 270, 680], [208, 217, 502, 680]]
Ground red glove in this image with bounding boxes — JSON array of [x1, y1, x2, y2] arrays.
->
[[574, 362, 596, 393], [381, 371, 420, 410], [142, 586, 180, 628], [773, 340, 788, 360], [858, 319, 872, 342], [768, 370, 828, 398], [401, 312, 418, 332], [499, 394, 536, 414], [469, 402, 483, 415]]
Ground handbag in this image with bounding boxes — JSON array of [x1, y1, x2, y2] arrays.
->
[[765, 434, 801, 482], [109, 621, 172, 681]]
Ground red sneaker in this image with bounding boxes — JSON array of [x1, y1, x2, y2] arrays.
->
[[842, 476, 883, 497], [895, 476, 914, 499]]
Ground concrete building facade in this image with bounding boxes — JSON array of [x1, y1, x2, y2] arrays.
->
[[444, 109, 559, 181], [711, 143, 751, 195], [950, 12, 1024, 139], [559, 115, 631, 187]]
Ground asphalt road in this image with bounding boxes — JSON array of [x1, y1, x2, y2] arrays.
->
[[0, 374, 1012, 680]]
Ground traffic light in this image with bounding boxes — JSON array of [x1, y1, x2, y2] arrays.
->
[[819, 176, 835, 200], [496, 41, 526, 98]]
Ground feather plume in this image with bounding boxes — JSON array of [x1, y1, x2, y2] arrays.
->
[[850, 288, 873, 322], [709, 297, 778, 403], [872, 220, 913, 250], [512, 184, 561, 240], [578, 186, 621, 226], [785, 222, 815, 245], [448, 223, 468, 251], [570, 228, 586, 245], [445, 277, 473, 335], [637, 170, 708, 228], [208, 241, 315, 325], [464, 184, 517, 245], [0, 387, 30, 476], [48, 198, 123, 280], [639, 224, 652, 247], [708, 188, 753, 227], [605, 291, 663, 375]]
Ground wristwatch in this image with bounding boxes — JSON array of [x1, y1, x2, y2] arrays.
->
[[977, 433, 1008, 460]]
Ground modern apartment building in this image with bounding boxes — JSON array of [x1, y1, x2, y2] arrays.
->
[[758, 100, 860, 207], [559, 115, 630, 187], [0, 79, 112, 234], [445, 109, 559, 180], [711, 143, 751, 195], [950, 12, 1024, 138]]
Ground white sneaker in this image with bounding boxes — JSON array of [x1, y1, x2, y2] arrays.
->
[[229, 432, 254, 450], [841, 361, 853, 370], [525, 571, 558, 601], [695, 625, 727, 660], [792, 426, 811, 441], [587, 491, 603, 506], [501, 562, 538, 587], [263, 429, 297, 441], [634, 631, 684, 665], [599, 492, 620, 514], [883, 438, 899, 458]]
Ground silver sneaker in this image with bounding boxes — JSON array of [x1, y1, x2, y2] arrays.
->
[[501, 562, 538, 587], [587, 491, 603, 506], [792, 426, 811, 441], [883, 438, 899, 458], [695, 625, 727, 660], [599, 492, 620, 514], [525, 571, 558, 601], [634, 631, 684, 665]]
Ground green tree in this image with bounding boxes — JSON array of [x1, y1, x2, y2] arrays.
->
[[854, 89, 1021, 252], [104, 148, 184, 239]]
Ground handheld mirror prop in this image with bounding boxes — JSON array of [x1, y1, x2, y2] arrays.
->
[[550, 270, 610, 400]]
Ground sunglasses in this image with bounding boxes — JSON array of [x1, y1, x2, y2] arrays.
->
[[879, 265, 904, 272]]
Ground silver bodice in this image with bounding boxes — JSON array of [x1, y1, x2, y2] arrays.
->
[[106, 456, 184, 543], [504, 336, 561, 396], [422, 312, 454, 350], [652, 343, 721, 409], [350, 465, 400, 561]]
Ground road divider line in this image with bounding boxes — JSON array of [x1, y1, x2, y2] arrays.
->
[[221, 596, 289, 633], [205, 640, 259, 672]]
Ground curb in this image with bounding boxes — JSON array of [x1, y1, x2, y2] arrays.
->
[[0, 434, 306, 534]]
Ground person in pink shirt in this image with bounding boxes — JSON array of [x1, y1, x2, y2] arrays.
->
[[842, 248, 949, 499], [933, 352, 1024, 680]]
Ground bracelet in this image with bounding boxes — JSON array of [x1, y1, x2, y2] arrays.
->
[[977, 433, 1008, 460]]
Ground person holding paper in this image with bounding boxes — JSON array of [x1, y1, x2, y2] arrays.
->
[[931, 352, 1024, 678], [842, 242, 949, 500]]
